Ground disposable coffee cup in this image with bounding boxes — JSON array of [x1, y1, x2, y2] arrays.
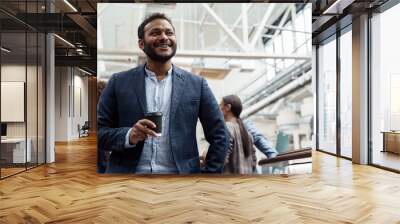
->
[[144, 112, 162, 137]]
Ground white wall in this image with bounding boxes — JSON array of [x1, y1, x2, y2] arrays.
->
[[55, 67, 89, 141], [55, 67, 68, 141], [377, 5, 400, 130]]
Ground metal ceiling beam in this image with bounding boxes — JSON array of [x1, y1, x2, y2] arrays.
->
[[323, 0, 355, 14], [312, 15, 334, 33], [202, 3, 246, 51], [216, 3, 253, 48], [67, 13, 97, 39], [1, 13, 88, 32], [264, 25, 311, 34], [55, 55, 96, 71], [262, 34, 275, 38], [250, 3, 276, 48], [199, 3, 214, 30], [171, 19, 216, 26], [52, 0, 77, 13], [234, 3, 253, 29], [290, 4, 298, 52], [54, 34, 76, 48], [86, 0, 97, 12], [242, 3, 249, 47], [269, 6, 291, 47], [0, 8, 38, 32]]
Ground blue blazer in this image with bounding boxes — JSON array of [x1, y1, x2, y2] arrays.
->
[[97, 64, 229, 174]]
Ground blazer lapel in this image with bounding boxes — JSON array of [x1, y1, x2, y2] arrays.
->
[[132, 65, 147, 115], [170, 65, 186, 117]]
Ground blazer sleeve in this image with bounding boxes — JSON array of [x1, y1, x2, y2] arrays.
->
[[244, 120, 278, 158], [198, 78, 229, 173], [97, 74, 131, 152]]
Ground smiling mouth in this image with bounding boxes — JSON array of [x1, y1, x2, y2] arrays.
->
[[156, 43, 171, 49]]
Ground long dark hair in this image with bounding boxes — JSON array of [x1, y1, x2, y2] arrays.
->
[[222, 95, 252, 158]]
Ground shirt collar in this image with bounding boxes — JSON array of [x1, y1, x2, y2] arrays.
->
[[144, 64, 173, 79]]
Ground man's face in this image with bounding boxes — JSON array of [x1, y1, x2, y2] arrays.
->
[[139, 19, 177, 63]]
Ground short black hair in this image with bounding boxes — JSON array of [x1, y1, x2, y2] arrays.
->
[[137, 13, 175, 40]]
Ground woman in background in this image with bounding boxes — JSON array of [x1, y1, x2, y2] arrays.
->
[[220, 95, 256, 174]]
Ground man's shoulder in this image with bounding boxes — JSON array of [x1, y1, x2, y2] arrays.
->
[[173, 65, 203, 83], [110, 65, 144, 80]]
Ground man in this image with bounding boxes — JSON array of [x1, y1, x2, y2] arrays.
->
[[97, 13, 229, 174], [243, 120, 278, 159]]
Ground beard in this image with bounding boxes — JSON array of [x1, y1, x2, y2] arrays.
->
[[143, 41, 177, 63]]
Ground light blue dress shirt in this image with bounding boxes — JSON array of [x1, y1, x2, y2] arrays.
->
[[124, 66, 178, 174]]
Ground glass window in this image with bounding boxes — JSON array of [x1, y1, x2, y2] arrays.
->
[[339, 28, 352, 158], [371, 3, 400, 171], [318, 36, 337, 154], [0, 1, 46, 179], [1, 31, 28, 177], [27, 30, 38, 169], [38, 32, 46, 165]]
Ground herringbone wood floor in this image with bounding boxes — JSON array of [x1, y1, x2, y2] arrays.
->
[[1, 135, 400, 223]]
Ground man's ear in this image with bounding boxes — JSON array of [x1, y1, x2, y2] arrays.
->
[[138, 39, 144, 50]]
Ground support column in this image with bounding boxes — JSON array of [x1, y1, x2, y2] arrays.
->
[[312, 45, 317, 150], [46, 33, 55, 163], [46, 1, 55, 163], [352, 14, 369, 164]]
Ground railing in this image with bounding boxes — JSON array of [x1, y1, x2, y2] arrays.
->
[[258, 147, 312, 166]]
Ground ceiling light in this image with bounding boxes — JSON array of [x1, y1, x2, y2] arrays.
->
[[63, 0, 78, 12], [78, 67, 92, 76], [1, 47, 11, 53], [54, 34, 75, 48], [76, 48, 84, 55]]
